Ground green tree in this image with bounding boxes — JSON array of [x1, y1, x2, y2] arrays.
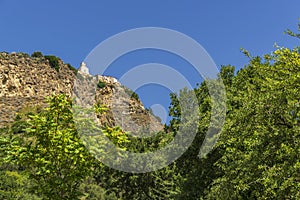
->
[[92, 129, 182, 200], [17, 94, 94, 200], [172, 66, 233, 199], [207, 47, 300, 199]]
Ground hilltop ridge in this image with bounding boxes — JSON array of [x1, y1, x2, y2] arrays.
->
[[0, 52, 163, 133]]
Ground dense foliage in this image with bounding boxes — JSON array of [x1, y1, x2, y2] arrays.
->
[[0, 26, 299, 199]]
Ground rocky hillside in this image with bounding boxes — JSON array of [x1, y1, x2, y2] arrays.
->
[[0, 52, 163, 134]]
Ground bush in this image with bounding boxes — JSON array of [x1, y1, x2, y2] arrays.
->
[[17, 52, 30, 58], [45, 55, 60, 72], [97, 81, 106, 89], [131, 91, 140, 101], [31, 51, 43, 58], [67, 63, 78, 75], [123, 87, 140, 101]]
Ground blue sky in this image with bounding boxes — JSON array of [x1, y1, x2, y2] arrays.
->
[[0, 0, 299, 123]]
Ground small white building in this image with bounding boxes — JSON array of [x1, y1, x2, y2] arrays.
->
[[78, 62, 90, 75]]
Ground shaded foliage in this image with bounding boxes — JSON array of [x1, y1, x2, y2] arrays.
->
[[45, 55, 60, 72]]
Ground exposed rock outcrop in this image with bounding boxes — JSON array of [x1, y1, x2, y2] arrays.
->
[[0, 52, 163, 134], [74, 67, 163, 134], [0, 52, 74, 127]]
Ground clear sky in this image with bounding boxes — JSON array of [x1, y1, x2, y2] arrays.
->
[[0, 0, 299, 123]]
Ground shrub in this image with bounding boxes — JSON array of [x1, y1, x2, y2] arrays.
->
[[17, 52, 30, 58], [123, 86, 140, 101], [131, 91, 140, 101], [45, 55, 60, 72], [67, 63, 78, 75], [31, 51, 43, 58], [97, 81, 106, 89]]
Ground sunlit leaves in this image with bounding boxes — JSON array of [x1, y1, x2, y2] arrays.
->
[[17, 94, 94, 200], [208, 47, 300, 199]]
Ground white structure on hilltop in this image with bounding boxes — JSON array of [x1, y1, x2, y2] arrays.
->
[[78, 62, 90, 75]]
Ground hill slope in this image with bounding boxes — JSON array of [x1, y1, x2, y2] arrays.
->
[[0, 52, 163, 133]]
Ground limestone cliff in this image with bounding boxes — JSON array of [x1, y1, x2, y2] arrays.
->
[[0, 52, 163, 134]]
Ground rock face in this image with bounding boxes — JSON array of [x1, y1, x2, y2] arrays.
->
[[74, 66, 163, 134], [0, 52, 163, 134], [0, 52, 75, 127]]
